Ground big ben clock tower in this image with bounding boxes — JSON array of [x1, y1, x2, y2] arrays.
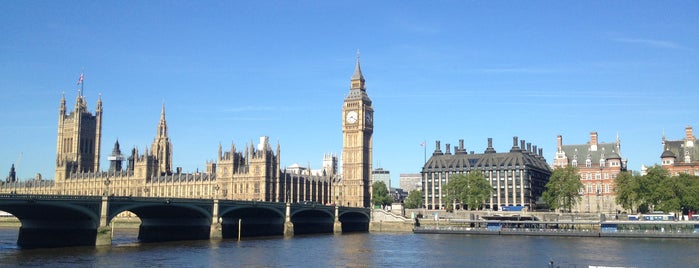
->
[[340, 54, 373, 208]]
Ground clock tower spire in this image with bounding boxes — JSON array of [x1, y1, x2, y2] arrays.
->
[[339, 53, 374, 208]]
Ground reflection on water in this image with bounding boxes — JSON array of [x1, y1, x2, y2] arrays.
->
[[1, 227, 699, 267]]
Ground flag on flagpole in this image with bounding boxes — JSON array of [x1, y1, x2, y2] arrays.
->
[[420, 141, 426, 147], [77, 72, 84, 85]]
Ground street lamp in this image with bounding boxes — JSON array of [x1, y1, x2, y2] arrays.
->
[[213, 185, 220, 199]]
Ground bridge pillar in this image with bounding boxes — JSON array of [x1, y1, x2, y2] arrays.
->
[[95, 196, 112, 246], [283, 202, 294, 238], [210, 199, 222, 239], [333, 205, 342, 233]]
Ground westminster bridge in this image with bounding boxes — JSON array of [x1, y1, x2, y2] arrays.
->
[[0, 194, 370, 248]]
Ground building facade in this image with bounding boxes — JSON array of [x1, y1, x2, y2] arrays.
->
[[337, 55, 374, 208], [42, 88, 333, 204], [660, 126, 699, 176], [4, 58, 372, 208], [399, 173, 421, 193], [553, 132, 627, 213], [422, 137, 551, 210], [371, 168, 390, 189], [55, 92, 102, 179]]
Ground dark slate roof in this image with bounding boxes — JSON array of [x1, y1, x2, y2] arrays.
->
[[560, 142, 620, 163], [345, 88, 372, 103], [663, 139, 697, 161], [660, 149, 676, 158], [423, 146, 550, 173]]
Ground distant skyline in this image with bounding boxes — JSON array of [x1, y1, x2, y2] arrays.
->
[[1, 1, 698, 187]]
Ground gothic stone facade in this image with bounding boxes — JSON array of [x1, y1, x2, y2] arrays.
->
[[52, 93, 331, 204]]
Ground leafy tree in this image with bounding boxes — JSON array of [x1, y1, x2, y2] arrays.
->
[[542, 166, 583, 212], [463, 170, 492, 210], [372, 181, 392, 208], [615, 165, 699, 216], [443, 171, 492, 211], [677, 174, 699, 213], [404, 190, 424, 209], [443, 174, 466, 211], [615, 171, 640, 212]]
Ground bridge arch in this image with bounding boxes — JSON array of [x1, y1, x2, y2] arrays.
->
[[291, 208, 335, 234], [218, 206, 285, 238], [107, 198, 214, 242], [338, 210, 371, 233], [0, 195, 103, 248]]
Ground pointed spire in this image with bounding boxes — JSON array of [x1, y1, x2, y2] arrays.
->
[[59, 92, 66, 115], [350, 50, 366, 90], [157, 102, 168, 137]]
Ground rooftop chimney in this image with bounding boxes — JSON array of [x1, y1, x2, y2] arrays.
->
[[686, 126, 695, 140], [485, 138, 496, 154], [590, 132, 598, 151], [557, 135, 563, 152]]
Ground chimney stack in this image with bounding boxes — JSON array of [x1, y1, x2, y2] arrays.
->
[[557, 135, 563, 152], [590, 132, 599, 151], [686, 126, 694, 141]]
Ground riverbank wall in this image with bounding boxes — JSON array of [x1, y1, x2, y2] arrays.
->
[[414, 227, 699, 239]]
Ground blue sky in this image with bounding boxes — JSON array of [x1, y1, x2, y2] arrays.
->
[[1, 1, 697, 187]]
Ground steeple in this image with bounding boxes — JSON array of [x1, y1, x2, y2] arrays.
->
[[152, 102, 172, 175], [157, 102, 168, 137], [350, 51, 365, 90], [59, 92, 66, 116]]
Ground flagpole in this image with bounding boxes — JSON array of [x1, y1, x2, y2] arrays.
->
[[80, 67, 84, 97]]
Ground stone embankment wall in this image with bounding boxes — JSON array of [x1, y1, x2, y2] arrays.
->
[[370, 209, 413, 232]]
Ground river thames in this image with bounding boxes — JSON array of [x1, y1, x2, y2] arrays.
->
[[1, 227, 698, 267]]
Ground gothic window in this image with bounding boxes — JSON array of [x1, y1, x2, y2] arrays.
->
[[585, 158, 592, 168]]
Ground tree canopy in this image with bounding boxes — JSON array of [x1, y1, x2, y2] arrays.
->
[[372, 181, 393, 208], [542, 166, 583, 212], [404, 190, 423, 209], [442, 171, 492, 211], [615, 165, 699, 214]]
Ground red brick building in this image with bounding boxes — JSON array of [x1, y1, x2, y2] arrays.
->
[[659, 126, 699, 176], [553, 132, 627, 213]]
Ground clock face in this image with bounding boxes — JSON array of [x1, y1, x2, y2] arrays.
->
[[346, 111, 358, 124]]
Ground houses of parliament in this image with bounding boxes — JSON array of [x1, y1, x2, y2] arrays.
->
[[4, 58, 374, 208]]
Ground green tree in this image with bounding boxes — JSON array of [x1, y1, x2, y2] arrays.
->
[[639, 166, 676, 213], [443, 171, 492, 211], [615, 171, 640, 212], [677, 174, 699, 213], [442, 174, 465, 211], [372, 181, 392, 208], [463, 170, 492, 210], [404, 190, 424, 209], [542, 166, 583, 212]]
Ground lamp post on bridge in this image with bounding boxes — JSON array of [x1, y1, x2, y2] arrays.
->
[[213, 185, 220, 200]]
